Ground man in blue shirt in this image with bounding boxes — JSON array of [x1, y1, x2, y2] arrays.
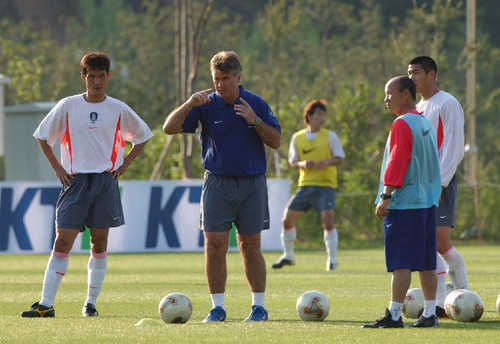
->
[[163, 51, 281, 322]]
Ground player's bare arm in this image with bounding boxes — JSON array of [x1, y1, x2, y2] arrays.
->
[[112, 140, 149, 179], [315, 157, 344, 169], [36, 138, 71, 188], [234, 97, 280, 149], [163, 88, 213, 134], [290, 160, 314, 169]]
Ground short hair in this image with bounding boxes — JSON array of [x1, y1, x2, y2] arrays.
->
[[393, 76, 416, 101], [210, 51, 242, 75], [303, 99, 328, 124], [80, 52, 111, 75], [408, 56, 437, 74]]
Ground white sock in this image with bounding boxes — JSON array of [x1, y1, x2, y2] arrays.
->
[[389, 301, 403, 321], [281, 227, 296, 260], [40, 251, 69, 307], [324, 228, 338, 263], [436, 254, 448, 308], [252, 292, 265, 307], [442, 247, 468, 289], [210, 293, 225, 310], [84, 252, 108, 306], [423, 300, 436, 317]]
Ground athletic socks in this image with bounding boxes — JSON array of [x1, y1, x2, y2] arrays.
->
[[324, 228, 338, 264], [252, 292, 265, 307], [389, 301, 403, 321], [210, 293, 225, 310], [442, 246, 468, 289], [40, 251, 69, 307], [436, 254, 448, 308], [84, 252, 108, 307], [423, 299, 437, 317], [281, 227, 296, 260]]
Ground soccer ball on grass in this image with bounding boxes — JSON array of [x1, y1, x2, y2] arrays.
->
[[444, 289, 483, 322], [402, 288, 424, 319], [296, 290, 329, 321], [158, 292, 192, 323]]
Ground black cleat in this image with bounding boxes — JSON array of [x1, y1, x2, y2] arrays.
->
[[363, 309, 404, 328], [82, 303, 99, 317], [271, 257, 295, 269], [410, 314, 438, 328], [326, 260, 337, 271], [435, 306, 448, 318], [21, 302, 55, 318]]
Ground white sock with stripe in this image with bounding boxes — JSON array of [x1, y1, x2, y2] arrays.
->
[[281, 227, 296, 260], [40, 251, 69, 307], [85, 251, 108, 306], [435, 254, 448, 308], [324, 228, 338, 264], [442, 246, 468, 289]]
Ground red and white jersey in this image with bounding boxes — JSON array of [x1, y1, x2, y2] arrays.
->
[[416, 90, 464, 187], [33, 94, 153, 174]]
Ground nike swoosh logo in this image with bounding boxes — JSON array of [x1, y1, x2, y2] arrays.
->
[[386, 223, 392, 228], [302, 148, 315, 154], [440, 216, 447, 219], [423, 128, 430, 136], [214, 120, 223, 124]]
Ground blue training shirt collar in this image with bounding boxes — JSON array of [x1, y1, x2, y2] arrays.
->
[[213, 85, 245, 108]]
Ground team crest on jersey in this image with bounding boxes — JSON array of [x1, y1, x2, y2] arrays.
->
[[89, 112, 98, 123]]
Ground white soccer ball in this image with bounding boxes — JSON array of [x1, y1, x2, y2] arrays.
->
[[444, 289, 483, 322], [158, 292, 192, 323], [403, 288, 424, 319], [296, 290, 329, 321], [496, 295, 500, 316], [446, 281, 455, 296]]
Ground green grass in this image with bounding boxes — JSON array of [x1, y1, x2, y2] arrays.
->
[[2, 246, 500, 343]]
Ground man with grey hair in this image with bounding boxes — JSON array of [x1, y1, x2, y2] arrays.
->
[[163, 51, 281, 322]]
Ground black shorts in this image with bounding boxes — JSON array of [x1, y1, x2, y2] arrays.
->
[[437, 175, 458, 227], [56, 173, 124, 230], [200, 171, 270, 234], [286, 186, 336, 213]]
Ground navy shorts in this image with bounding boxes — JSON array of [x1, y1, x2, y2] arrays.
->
[[384, 206, 437, 272], [438, 175, 458, 227], [56, 173, 124, 230], [286, 186, 336, 213], [200, 171, 270, 234]]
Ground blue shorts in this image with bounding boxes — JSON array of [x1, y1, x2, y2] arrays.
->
[[384, 207, 437, 272], [286, 186, 336, 213], [56, 173, 124, 230], [438, 175, 458, 227], [200, 171, 270, 234]]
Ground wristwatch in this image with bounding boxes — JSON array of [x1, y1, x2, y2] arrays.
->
[[253, 116, 263, 126], [379, 192, 392, 200]]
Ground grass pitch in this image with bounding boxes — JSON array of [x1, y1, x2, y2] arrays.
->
[[2, 245, 500, 343]]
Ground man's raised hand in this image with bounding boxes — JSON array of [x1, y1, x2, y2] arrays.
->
[[188, 89, 213, 107]]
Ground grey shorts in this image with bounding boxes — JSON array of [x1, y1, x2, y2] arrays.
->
[[438, 174, 458, 227], [287, 186, 336, 213], [56, 173, 124, 230], [200, 171, 270, 234]]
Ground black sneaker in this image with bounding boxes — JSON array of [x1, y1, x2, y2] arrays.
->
[[363, 309, 404, 328], [82, 303, 99, 317], [435, 306, 448, 318], [410, 314, 438, 328], [21, 302, 55, 318], [271, 256, 295, 269]]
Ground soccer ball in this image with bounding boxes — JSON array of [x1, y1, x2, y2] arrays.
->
[[444, 289, 483, 322], [496, 295, 500, 315], [446, 281, 454, 296], [296, 290, 329, 321], [402, 288, 424, 319], [158, 292, 192, 323]]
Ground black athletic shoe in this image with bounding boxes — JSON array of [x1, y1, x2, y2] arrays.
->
[[82, 303, 99, 317], [435, 306, 448, 318], [271, 256, 295, 269], [363, 309, 404, 328], [410, 314, 438, 328], [21, 302, 55, 318]]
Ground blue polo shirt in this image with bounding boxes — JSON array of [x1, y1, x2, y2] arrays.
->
[[182, 85, 281, 176]]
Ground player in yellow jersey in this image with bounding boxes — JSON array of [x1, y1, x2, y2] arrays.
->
[[272, 99, 345, 271]]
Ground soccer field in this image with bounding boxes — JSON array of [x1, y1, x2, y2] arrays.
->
[[2, 246, 500, 343]]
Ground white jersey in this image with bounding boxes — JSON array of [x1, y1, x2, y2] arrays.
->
[[288, 129, 345, 164], [33, 94, 153, 174], [417, 90, 464, 187]]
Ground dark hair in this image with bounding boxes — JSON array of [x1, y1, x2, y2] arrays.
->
[[80, 52, 111, 75], [395, 76, 416, 101], [303, 99, 328, 124], [210, 51, 242, 74], [408, 56, 437, 74]]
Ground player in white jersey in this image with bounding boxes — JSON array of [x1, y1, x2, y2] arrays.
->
[[408, 56, 468, 317], [21, 52, 153, 318]]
